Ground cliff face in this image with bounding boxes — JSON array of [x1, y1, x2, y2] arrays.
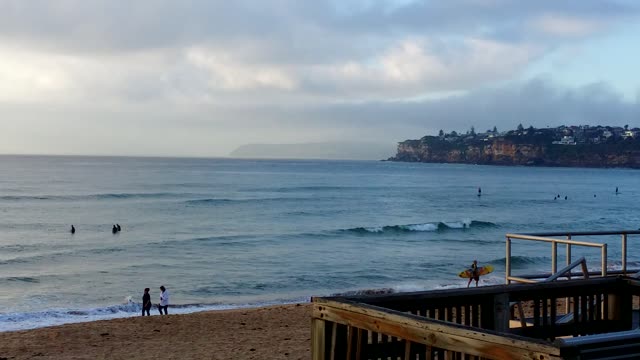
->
[[390, 138, 640, 168]]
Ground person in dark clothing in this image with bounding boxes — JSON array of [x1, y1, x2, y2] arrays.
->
[[71, 225, 75, 234], [142, 288, 151, 316], [112, 225, 118, 234], [116, 224, 121, 232], [467, 260, 480, 288]]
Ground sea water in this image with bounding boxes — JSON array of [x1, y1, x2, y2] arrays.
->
[[1, 155, 639, 331]]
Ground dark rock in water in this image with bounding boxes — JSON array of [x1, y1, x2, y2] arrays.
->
[[332, 288, 395, 296]]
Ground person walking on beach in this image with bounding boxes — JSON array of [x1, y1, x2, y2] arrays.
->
[[158, 285, 169, 315], [142, 288, 152, 316], [467, 260, 480, 288]]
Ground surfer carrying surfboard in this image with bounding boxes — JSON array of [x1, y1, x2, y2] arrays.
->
[[458, 260, 494, 287], [467, 260, 479, 288]]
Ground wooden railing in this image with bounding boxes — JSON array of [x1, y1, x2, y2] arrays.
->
[[312, 277, 640, 359], [506, 230, 640, 284], [312, 298, 561, 360]]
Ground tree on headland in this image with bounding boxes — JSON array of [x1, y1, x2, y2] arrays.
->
[[517, 124, 524, 132], [493, 126, 498, 133], [438, 129, 444, 137], [450, 130, 458, 137], [470, 126, 476, 136]]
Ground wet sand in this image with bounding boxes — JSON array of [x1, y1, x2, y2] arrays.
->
[[0, 303, 311, 360]]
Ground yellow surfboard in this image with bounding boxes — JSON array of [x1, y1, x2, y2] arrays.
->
[[458, 265, 494, 278]]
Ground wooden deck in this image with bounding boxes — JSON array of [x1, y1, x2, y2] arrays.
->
[[312, 277, 640, 360]]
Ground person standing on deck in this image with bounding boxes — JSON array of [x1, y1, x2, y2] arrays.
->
[[467, 260, 480, 288], [158, 286, 169, 315]]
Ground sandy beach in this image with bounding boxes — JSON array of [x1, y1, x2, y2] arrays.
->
[[0, 304, 312, 360]]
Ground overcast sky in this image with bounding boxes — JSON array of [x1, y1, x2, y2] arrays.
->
[[1, 0, 639, 157]]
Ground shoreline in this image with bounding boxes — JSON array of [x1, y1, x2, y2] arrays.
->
[[0, 297, 313, 333], [0, 303, 312, 360]]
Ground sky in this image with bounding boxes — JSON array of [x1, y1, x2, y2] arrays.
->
[[0, 0, 639, 158]]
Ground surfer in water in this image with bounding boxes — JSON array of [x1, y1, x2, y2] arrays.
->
[[477, 187, 481, 197], [467, 260, 480, 288], [70, 225, 75, 234]]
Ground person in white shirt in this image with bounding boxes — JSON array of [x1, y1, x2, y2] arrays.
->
[[158, 285, 169, 315]]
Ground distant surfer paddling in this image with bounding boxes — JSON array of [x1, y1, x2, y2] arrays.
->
[[477, 187, 481, 197]]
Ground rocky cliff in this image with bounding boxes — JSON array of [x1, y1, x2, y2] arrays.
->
[[389, 137, 640, 168]]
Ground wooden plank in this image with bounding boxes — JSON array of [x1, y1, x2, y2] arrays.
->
[[312, 318, 326, 360], [313, 300, 561, 359], [471, 304, 479, 328], [492, 293, 511, 333], [464, 304, 471, 327], [330, 322, 337, 360], [533, 298, 540, 328], [542, 298, 548, 327], [325, 277, 620, 306], [580, 294, 588, 325], [355, 328, 363, 360], [346, 325, 354, 360], [404, 340, 411, 360]]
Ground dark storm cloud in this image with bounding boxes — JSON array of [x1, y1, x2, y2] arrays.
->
[[260, 78, 639, 139]]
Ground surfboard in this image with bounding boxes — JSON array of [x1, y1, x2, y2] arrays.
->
[[458, 265, 494, 278]]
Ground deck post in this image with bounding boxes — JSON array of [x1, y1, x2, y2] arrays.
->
[[601, 244, 607, 277], [566, 235, 572, 279], [312, 318, 326, 360], [552, 241, 558, 274], [622, 233, 628, 275], [506, 237, 511, 284], [566, 235, 572, 314], [493, 293, 510, 333]]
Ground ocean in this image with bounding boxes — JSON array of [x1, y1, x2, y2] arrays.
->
[[1, 155, 639, 332]]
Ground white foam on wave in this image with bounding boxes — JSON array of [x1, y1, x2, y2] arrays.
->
[[0, 297, 309, 333], [442, 219, 472, 229], [403, 223, 438, 232]]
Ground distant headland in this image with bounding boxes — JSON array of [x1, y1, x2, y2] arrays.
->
[[389, 125, 640, 168]]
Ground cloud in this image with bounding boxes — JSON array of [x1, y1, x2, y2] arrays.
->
[[0, 1, 639, 156], [185, 47, 297, 91], [530, 14, 606, 37]]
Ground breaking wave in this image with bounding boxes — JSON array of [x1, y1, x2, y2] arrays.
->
[[344, 220, 497, 234]]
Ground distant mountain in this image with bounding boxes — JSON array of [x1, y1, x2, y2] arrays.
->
[[229, 142, 396, 160]]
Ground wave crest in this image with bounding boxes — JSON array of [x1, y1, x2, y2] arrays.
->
[[344, 220, 497, 234]]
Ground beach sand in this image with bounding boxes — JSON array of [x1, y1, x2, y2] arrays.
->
[[2, 296, 631, 359], [0, 304, 311, 360]]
